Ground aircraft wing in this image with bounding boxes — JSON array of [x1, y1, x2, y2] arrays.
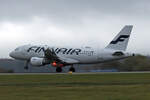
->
[[44, 48, 79, 64], [44, 48, 59, 61], [58, 56, 79, 64]]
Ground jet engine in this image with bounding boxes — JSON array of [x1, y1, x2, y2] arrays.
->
[[30, 57, 46, 66]]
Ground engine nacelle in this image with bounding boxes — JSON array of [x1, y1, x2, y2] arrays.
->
[[30, 57, 45, 66]]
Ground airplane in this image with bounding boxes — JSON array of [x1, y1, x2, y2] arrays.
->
[[9, 25, 134, 72]]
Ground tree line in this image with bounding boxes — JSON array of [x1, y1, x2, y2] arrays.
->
[[100, 55, 150, 71]]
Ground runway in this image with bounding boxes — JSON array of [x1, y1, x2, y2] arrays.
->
[[0, 71, 149, 100], [0, 71, 150, 75]]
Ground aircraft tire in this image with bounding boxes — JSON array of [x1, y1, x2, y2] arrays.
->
[[56, 67, 62, 72], [69, 67, 75, 72], [24, 66, 29, 70]]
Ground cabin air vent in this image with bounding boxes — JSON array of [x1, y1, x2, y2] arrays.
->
[[112, 51, 124, 56]]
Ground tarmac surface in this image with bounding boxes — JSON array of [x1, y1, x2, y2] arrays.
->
[[0, 71, 150, 75]]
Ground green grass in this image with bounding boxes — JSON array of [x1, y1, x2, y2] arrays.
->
[[0, 73, 150, 100]]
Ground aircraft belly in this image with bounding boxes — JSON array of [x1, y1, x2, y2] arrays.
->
[[76, 55, 97, 64]]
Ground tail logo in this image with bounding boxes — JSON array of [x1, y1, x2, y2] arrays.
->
[[110, 35, 130, 44]]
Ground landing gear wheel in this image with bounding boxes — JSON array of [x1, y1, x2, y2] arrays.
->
[[24, 66, 29, 70], [56, 67, 62, 72], [69, 67, 75, 72]]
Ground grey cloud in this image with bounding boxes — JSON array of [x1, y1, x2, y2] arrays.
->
[[0, 0, 149, 22], [0, 0, 150, 57]]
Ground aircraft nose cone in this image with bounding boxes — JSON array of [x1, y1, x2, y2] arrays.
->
[[9, 51, 15, 58]]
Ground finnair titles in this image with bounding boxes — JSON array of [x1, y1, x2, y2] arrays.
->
[[27, 46, 94, 56]]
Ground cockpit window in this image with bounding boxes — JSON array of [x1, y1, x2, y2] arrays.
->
[[15, 48, 19, 51]]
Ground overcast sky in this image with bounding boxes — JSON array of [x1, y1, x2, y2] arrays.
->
[[0, 0, 150, 57]]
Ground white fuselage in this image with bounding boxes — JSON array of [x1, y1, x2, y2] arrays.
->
[[9, 44, 131, 65]]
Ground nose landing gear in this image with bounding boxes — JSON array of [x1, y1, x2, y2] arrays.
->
[[56, 67, 62, 72], [24, 61, 29, 70]]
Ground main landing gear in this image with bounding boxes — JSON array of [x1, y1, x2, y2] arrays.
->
[[69, 65, 75, 72], [56, 65, 76, 72], [56, 67, 62, 72]]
